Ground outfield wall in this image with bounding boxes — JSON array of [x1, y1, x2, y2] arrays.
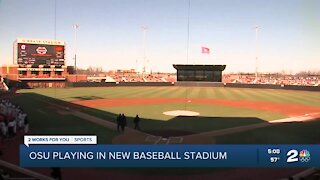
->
[[54, 81, 320, 91], [225, 83, 320, 91], [66, 82, 116, 87], [117, 82, 173, 86], [225, 83, 283, 89], [174, 81, 224, 87], [67, 82, 173, 87], [283, 85, 320, 91]]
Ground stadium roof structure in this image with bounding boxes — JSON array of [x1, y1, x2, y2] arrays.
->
[[173, 64, 226, 71]]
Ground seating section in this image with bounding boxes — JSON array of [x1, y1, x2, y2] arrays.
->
[[223, 74, 320, 86], [108, 72, 176, 82]]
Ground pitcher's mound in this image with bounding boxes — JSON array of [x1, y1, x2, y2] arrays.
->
[[163, 110, 200, 116]]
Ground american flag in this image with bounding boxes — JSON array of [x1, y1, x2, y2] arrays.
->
[[201, 47, 210, 54]]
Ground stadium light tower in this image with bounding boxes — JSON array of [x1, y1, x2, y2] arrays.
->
[[54, 0, 57, 39], [73, 24, 79, 74], [141, 26, 148, 74], [254, 25, 259, 79]]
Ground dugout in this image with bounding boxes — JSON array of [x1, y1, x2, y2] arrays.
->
[[173, 64, 226, 82]]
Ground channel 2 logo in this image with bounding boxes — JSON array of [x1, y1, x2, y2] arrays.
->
[[286, 149, 311, 163]]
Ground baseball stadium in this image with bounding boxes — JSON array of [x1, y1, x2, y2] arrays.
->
[[1, 0, 320, 180]]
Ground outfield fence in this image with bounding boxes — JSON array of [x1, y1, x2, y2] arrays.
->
[[224, 83, 320, 91], [174, 81, 224, 87], [66, 82, 173, 87], [24, 81, 320, 91]]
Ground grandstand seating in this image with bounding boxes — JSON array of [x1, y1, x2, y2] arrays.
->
[[107, 72, 176, 83], [105, 76, 116, 82], [223, 74, 320, 86]]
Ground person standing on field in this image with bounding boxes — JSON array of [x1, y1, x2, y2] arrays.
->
[[116, 114, 121, 132], [120, 113, 127, 132], [134, 114, 141, 130]]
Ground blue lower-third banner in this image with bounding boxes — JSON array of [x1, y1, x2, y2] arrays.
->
[[19, 145, 320, 167]]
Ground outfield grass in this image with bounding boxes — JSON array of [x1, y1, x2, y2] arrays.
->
[[18, 87, 320, 107]]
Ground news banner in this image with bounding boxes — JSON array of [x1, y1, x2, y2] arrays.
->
[[20, 135, 320, 168]]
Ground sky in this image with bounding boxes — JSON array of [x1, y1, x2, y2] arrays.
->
[[0, 0, 319, 73]]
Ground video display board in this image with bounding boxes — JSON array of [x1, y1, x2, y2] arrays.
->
[[17, 43, 65, 66]]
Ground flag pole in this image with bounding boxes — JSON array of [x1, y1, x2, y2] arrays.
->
[[208, 46, 210, 65], [209, 50, 210, 65]]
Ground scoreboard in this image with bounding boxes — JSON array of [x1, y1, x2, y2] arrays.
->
[[14, 38, 65, 66], [17, 44, 65, 66]]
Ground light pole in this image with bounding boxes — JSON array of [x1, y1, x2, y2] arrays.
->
[[254, 25, 259, 79], [54, 0, 57, 40], [142, 26, 148, 75], [186, 0, 190, 65], [54, 0, 57, 93], [73, 24, 79, 75]]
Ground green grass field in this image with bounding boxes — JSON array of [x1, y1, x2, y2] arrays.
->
[[18, 87, 320, 107], [216, 118, 320, 144], [13, 87, 320, 144]]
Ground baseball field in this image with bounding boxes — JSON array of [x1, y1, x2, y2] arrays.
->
[[11, 86, 320, 145]]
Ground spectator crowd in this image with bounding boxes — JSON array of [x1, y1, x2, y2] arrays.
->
[[224, 74, 320, 86], [0, 99, 29, 139], [106, 71, 176, 83], [0, 97, 29, 179]]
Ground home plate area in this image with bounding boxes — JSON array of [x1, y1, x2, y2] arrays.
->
[[145, 135, 183, 144]]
